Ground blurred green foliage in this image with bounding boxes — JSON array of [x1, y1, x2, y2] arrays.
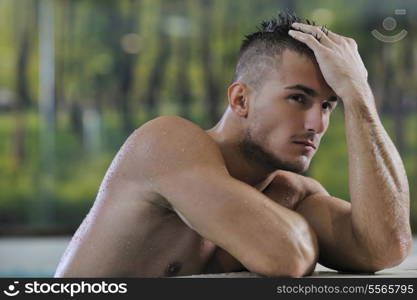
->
[[0, 0, 416, 233]]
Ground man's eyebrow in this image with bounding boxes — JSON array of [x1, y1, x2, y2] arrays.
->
[[285, 84, 338, 102], [284, 84, 317, 97]]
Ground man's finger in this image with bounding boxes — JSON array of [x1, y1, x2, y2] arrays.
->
[[322, 28, 341, 43], [291, 22, 337, 46], [288, 29, 326, 54]]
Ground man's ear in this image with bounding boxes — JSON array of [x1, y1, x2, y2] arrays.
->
[[227, 82, 250, 117]]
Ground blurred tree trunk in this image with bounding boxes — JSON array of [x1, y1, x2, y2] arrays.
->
[[200, 0, 220, 126], [99, 0, 141, 133], [142, 4, 171, 120], [54, 0, 69, 113], [70, 102, 83, 140], [12, 1, 35, 169], [176, 34, 191, 119], [37, 0, 56, 225], [114, 0, 140, 133], [15, 6, 33, 109], [66, 0, 83, 140]]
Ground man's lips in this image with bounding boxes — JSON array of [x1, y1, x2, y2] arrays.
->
[[293, 140, 317, 150]]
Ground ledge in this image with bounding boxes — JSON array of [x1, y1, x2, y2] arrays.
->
[[176, 251, 417, 278]]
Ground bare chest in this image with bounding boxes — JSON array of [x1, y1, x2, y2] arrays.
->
[[131, 200, 243, 277]]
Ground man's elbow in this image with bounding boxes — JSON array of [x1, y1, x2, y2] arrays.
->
[[259, 257, 317, 278], [366, 233, 413, 272], [253, 226, 319, 277]]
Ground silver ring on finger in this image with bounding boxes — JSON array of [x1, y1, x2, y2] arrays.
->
[[320, 26, 329, 36]]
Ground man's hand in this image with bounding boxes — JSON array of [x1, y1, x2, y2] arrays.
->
[[255, 170, 320, 211], [288, 23, 369, 100], [255, 171, 300, 210]]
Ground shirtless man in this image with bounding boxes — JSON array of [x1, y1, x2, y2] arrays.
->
[[55, 13, 412, 277]]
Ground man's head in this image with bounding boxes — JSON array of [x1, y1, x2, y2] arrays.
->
[[228, 12, 338, 174], [234, 12, 316, 90]]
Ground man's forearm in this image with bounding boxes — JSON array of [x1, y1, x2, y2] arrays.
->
[[342, 85, 412, 266]]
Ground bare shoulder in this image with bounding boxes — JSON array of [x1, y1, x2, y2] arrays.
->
[[135, 115, 218, 149], [129, 116, 227, 184]]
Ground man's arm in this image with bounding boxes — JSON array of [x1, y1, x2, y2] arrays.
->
[[285, 23, 412, 272], [137, 116, 318, 277]]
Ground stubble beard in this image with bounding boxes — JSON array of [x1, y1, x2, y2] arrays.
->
[[238, 129, 309, 175]]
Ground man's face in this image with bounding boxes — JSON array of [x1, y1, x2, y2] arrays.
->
[[241, 49, 338, 174]]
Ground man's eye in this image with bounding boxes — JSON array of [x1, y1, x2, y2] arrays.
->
[[322, 102, 332, 110], [289, 95, 305, 104]]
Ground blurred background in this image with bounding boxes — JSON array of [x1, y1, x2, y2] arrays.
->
[[0, 0, 416, 276]]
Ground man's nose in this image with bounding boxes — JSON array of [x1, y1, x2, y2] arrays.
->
[[304, 105, 326, 134]]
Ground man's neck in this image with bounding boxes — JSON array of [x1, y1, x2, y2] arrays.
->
[[206, 115, 272, 187]]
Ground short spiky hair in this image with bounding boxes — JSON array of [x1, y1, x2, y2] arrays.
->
[[234, 12, 318, 90]]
